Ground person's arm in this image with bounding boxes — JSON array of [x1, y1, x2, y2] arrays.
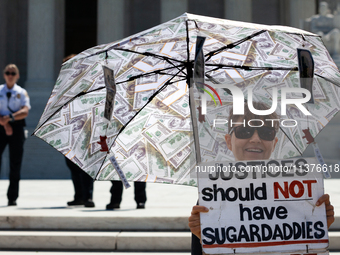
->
[[0, 115, 9, 126], [316, 193, 335, 229], [0, 105, 29, 124], [188, 205, 209, 240], [11, 105, 29, 121]]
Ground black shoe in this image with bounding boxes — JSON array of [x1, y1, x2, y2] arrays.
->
[[67, 200, 84, 206], [106, 203, 120, 210], [137, 203, 145, 209], [84, 199, 95, 208], [8, 200, 17, 206]]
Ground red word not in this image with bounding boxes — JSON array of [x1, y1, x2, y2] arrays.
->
[[273, 180, 317, 199]]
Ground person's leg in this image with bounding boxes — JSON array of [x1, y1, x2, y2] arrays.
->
[[80, 170, 94, 207], [106, 180, 123, 209], [65, 158, 84, 205], [81, 171, 94, 200], [7, 126, 25, 204], [0, 126, 8, 181], [134, 181, 146, 209], [191, 200, 203, 255]]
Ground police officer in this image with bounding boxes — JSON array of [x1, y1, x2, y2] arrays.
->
[[0, 64, 30, 206]]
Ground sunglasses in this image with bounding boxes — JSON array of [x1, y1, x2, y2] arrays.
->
[[5, 71, 16, 76], [229, 126, 276, 141]]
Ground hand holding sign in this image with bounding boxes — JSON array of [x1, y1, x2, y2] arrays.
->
[[189, 205, 209, 240], [316, 194, 334, 229]]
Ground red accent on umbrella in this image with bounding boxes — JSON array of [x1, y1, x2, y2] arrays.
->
[[302, 129, 314, 144], [97, 136, 109, 152]]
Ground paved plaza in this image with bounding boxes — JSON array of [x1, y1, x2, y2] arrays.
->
[[0, 179, 339, 219], [0, 179, 339, 254], [0, 180, 198, 217]]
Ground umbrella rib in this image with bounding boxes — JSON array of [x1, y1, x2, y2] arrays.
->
[[186, 20, 191, 65], [164, 58, 187, 76], [315, 74, 340, 88], [278, 126, 303, 155], [205, 64, 298, 71], [115, 64, 186, 85], [95, 66, 186, 180], [114, 48, 186, 64], [205, 30, 267, 61], [35, 65, 186, 133], [33, 87, 106, 133]]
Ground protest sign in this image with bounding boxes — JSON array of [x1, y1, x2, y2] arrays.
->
[[197, 157, 328, 254]]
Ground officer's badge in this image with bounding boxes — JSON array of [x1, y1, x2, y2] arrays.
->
[[17, 94, 21, 99]]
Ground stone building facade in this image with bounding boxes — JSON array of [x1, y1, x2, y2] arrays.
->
[[1, 0, 339, 179]]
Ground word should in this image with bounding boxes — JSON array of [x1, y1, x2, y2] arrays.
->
[[202, 183, 267, 202]]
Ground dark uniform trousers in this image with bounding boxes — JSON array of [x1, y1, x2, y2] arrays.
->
[[65, 158, 93, 201], [191, 199, 203, 255], [109, 180, 146, 205], [191, 234, 203, 255], [0, 123, 25, 201]]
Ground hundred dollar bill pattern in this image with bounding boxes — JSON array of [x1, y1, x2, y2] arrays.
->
[[34, 13, 340, 186]]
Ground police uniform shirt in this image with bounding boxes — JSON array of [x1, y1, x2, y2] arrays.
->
[[0, 83, 31, 116]]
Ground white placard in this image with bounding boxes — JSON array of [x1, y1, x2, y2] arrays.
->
[[197, 157, 328, 254]]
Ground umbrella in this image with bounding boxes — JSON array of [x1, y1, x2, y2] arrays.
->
[[33, 13, 340, 186]]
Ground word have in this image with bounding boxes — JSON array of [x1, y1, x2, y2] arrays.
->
[[239, 204, 287, 221]]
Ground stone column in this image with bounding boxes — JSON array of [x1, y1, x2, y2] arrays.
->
[[224, 0, 252, 22], [97, 0, 124, 44], [26, 0, 57, 90], [288, 0, 316, 29], [0, 0, 8, 80], [25, 0, 64, 122], [161, 0, 188, 23], [23, 0, 67, 179], [0, 0, 8, 178]]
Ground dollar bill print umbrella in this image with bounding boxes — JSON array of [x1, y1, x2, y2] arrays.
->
[[33, 13, 340, 186]]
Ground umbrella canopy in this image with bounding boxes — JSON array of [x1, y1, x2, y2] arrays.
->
[[33, 13, 340, 186]]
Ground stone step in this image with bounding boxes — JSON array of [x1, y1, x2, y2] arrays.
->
[[1, 253, 340, 255], [0, 230, 340, 252], [0, 252, 192, 255], [0, 231, 190, 251], [0, 215, 189, 231], [1, 214, 340, 231], [329, 232, 340, 250]]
